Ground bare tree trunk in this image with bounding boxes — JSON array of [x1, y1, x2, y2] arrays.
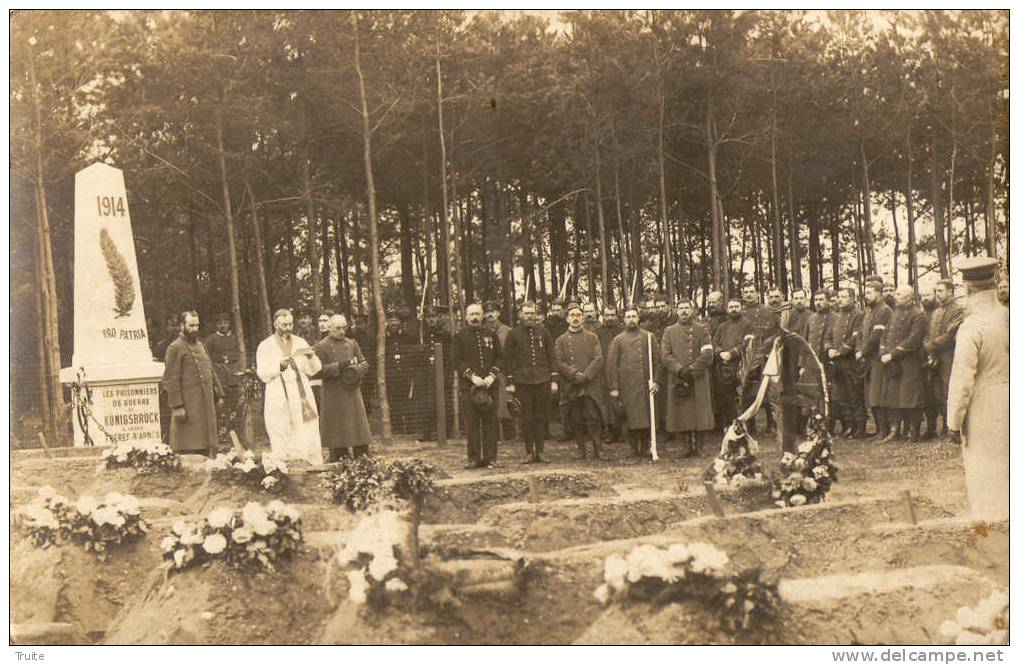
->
[[399, 205, 416, 309], [706, 98, 724, 292], [334, 212, 351, 313], [214, 109, 247, 360], [786, 150, 801, 289], [890, 191, 901, 288], [613, 164, 631, 306], [859, 143, 877, 276], [321, 210, 332, 306], [657, 80, 676, 301], [594, 142, 611, 309], [945, 142, 957, 275], [986, 93, 998, 257], [352, 12, 390, 441], [435, 41, 454, 316], [929, 138, 950, 277], [769, 98, 786, 293], [244, 180, 272, 337], [906, 133, 919, 286], [807, 204, 821, 294], [301, 133, 321, 313], [352, 206, 365, 317], [830, 215, 841, 293], [27, 46, 63, 444]]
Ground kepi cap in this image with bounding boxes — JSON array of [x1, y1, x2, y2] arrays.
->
[[955, 256, 999, 284]]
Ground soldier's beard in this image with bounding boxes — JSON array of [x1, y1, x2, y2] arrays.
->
[[183, 330, 198, 342], [728, 312, 742, 320], [626, 321, 638, 330]]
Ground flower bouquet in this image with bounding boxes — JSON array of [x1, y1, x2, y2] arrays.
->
[[771, 412, 838, 508], [16, 487, 148, 560], [705, 419, 764, 486], [940, 588, 1009, 645], [323, 457, 438, 513], [335, 509, 413, 607], [161, 500, 303, 573], [203, 450, 290, 493], [101, 441, 181, 474], [592, 542, 780, 637]]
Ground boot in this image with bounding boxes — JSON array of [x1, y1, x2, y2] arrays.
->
[[854, 419, 870, 439], [880, 427, 898, 443], [591, 434, 604, 460], [576, 440, 588, 460]]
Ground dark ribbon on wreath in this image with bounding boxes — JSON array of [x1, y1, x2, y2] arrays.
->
[[736, 326, 830, 423]]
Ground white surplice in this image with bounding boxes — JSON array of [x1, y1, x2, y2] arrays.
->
[[256, 333, 324, 465]]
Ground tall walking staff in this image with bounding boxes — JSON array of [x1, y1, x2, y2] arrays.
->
[[647, 329, 659, 462]]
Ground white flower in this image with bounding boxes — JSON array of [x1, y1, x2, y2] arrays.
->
[[789, 494, 807, 507], [347, 569, 368, 605], [242, 502, 276, 536], [231, 525, 254, 544], [626, 545, 676, 582], [173, 549, 189, 568], [22, 504, 59, 529], [206, 507, 233, 529], [115, 453, 128, 463], [775, 500, 786, 508], [812, 465, 829, 478], [92, 506, 126, 527], [76, 496, 99, 515], [665, 543, 691, 565], [237, 459, 258, 474], [820, 448, 830, 459], [261, 454, 278, 474], [780, 452, 795, 466], [261, 476, 278, 490], [369, 552, 399, 580], [202, 532, 228, 555], [603, 554, 629, 591], [111, 494, 140, 514], [687, 542, 729, 574], [593, 583, 611, 606], [713, 458, 727, 474], [801, 477, 818, 492], [182, 528, 204, 546], [730, 473, 746, 485], [384, 578, 408, 593], [267, 500, 299, 521], [161, 536, 178, 553], [797, 441, 813, 454]]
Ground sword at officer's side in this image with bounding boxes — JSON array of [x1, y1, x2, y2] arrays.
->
[[648, 328, 659, 462]]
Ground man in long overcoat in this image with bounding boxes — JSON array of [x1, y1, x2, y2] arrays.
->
[[922, 280, 965, 437], [485, 301, 514, 440], [607, 307, 662, 459], [555, 303, 607, 459], [948, 256, 1009, 519], [661, 300, 714, 456], [712, 299, 749, 427], [314, 315, 372, 461], [879, 286, 929, 442], [205, 313, 245, 443], [595, 306, 623, 442], [824, 288, 864, 435], [162, 311, 221, 455], [857, 279, 892, 438]]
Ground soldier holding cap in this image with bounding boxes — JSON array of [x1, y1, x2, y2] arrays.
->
[[878, 285, 928, 442], [452, 303, 502, 469], [314, 314, 372, 460], [662, 300, 715, 456], [857, 277, 892, 438], [948, 256, 1009, 520], [922, 280, 964, 437]]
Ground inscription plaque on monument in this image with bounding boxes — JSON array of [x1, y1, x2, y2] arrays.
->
[[60, 162, 165, 447]]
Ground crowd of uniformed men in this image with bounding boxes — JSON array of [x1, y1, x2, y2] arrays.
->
[[152, 268, 1009, 471]]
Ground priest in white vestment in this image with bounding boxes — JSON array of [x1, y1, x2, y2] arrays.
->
[[256, 309, 324, 465]]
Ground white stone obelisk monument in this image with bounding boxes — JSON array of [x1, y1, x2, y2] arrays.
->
[[59, 162, 164, 447]]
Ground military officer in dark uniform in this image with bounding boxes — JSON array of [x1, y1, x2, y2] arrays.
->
[[740, 283, 779, 434], [204, 313, 245, 444], [503, 301, 557, 463], [383, 312, 418, 434], [857, 278, 893, 438], [823, 288, 863, 435], [879, 285, 928, 442], [922, 280, 964, 438], [712, 299, 749, 426], [704, 291, 727, 338], [452, 303, 502, 468]]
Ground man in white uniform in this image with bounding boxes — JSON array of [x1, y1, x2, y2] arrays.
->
[[947, 257, 1009, 520], [256, 308, 324, 465]]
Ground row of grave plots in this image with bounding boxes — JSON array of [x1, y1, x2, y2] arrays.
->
[[9, 431, 1007, 645]]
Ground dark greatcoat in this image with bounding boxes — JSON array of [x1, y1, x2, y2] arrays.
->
[[606, 328, 662, 430], [554, 328, 607, 422], [879, 305, 928, 409], [162, 336, 220, 452], [923, 301, 965, 401], [859, 301, 892, 408], [314, 336, 372, 450], [595, 322, 621, 426], [803, 309, 831, 384], [661, 321, 714, 433]]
